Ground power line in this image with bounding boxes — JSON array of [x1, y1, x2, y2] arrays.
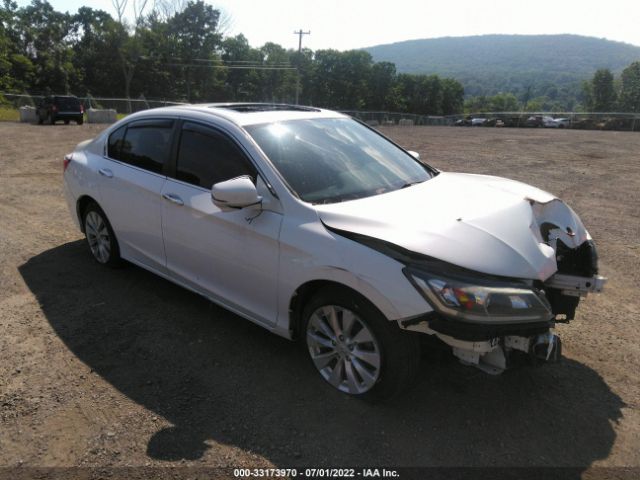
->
[[151, 57, 292, 68], [193, 59, 291, 66], [165, 63, 297, 71]]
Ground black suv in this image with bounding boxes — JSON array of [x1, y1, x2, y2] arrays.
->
[[37, 95, 84, 125]]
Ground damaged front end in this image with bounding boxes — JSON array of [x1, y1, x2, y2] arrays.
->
[[531, 197, 606, 321], [401, 262, 565, 374], [398, 195, 606, 373], [326, 192, 606, 375], [400, 314, 564, 375]]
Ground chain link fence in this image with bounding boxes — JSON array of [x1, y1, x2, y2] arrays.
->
[[0, 93, 185, 114], [341, 110, 448, 126], [0, 96, 449, 125], [447, 112, 640, 132], [2, 92, 639, 131]]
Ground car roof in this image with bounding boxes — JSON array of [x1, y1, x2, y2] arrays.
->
[[128, 103, 348, 127]]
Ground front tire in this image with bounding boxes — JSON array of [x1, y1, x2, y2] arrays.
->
[[82, 202, 121, 267], [303, 287, 421, 401]]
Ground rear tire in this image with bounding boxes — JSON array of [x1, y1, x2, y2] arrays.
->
[[302, 287, 421, 402], [82, 202, 122, 267], [77, 117, 84, 125], [64, 119, 70, 125]]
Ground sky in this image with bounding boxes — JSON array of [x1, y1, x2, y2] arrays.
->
[[15, 0, 640, 50]]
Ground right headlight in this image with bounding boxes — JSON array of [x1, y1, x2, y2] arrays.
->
[[404, 266, 553, 323]]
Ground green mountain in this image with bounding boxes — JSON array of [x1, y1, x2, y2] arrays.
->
[[364, 34, 640, 105]]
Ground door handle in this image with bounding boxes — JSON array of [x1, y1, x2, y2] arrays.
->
[[162, 193, 184, 206], [98, 168, 113, 178]]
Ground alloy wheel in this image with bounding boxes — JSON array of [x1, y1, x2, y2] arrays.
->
[[307, 305, 381, 394], [85, 211, 111, 263]]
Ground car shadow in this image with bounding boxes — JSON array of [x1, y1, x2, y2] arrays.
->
[[19, 240, 624, 469]]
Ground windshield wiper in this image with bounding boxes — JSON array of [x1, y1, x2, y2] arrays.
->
[[313, 196, 348, 205], [399, 180, 426, 189]]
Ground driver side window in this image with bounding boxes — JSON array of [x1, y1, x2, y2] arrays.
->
[[175, 123, 257, 189]]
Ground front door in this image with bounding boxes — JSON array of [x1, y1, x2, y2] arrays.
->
[[161, 121, 282, 325]]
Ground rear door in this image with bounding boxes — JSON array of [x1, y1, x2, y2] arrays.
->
[[161, 121, 282, 325], [95, 118, 176, 273]]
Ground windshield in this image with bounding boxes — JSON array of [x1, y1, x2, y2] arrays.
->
[[246, 118, 434, 204]]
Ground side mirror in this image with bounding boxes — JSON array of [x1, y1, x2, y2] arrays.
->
[[211, 175, 262, 211], [408, 150, 420, 161]]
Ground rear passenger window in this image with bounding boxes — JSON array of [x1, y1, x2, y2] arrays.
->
[[107, 126, 126, 160], [120, 121, 174, 174], [107, 120, 174, 174], [176, 123, 257, 189]]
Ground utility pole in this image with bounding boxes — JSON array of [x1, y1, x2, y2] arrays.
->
[[293, 29, 310, 104], [294, 29, 311, 53]]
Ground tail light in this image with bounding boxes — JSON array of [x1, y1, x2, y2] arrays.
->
[[63, 154, 73, 172], [80, 105, 84, 114]]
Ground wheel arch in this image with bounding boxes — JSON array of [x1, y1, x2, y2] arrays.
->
[[291, 278, 422, 400], [76, 195, 100, 233], [288, 279, 389, 341]]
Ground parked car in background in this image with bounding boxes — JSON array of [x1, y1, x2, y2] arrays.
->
[[454, 117, 472, 126], [572, 118, 597, 130], [471, 117, 487, 126], [553, 118, 571, 128], [37, 95, 84, 125], [526, 115, 544, 127], [62, 103, 606, 400]]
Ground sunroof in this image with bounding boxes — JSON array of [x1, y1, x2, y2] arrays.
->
[[212, 103, 320, 113]]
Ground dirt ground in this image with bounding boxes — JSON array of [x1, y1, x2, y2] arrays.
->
[[0, 122, 639, 477]]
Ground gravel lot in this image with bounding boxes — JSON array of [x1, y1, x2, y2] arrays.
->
[[1, 122, 639, 477]]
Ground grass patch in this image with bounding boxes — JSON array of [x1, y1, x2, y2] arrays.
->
[[0, 108, 19, 122], [116, 113, 128, 120]]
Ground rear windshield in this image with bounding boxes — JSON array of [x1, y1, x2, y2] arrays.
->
[[55, 97, 81, 110]]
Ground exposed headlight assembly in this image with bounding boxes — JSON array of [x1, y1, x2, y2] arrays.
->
[[404, 267, 553, 323]]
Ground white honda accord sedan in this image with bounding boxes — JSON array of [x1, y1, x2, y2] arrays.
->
[[63, 103, 605, 400]]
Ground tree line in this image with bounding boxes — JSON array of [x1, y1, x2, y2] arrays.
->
[[581, 64, 640, 113], [463, 61, 640, 114], [0, 0, 464, 115], [365, 34, 640, 112]]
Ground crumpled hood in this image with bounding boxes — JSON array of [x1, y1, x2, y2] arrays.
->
[[316, 172, 590, 281]]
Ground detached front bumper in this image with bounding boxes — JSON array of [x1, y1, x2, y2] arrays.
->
[[432, 327, 562, 375], [400, 258, 606, 374], [400, 313, 561, 374]]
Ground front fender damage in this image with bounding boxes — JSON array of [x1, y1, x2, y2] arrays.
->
[[530, 197, 606, 320], [418, 197, 605, 374], [403, 196, 605, 374], [322, 186, 607, 375]]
